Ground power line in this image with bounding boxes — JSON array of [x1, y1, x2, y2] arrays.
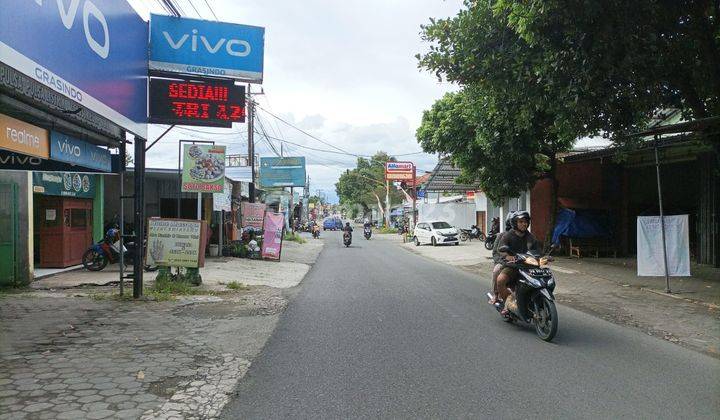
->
[[203, 0, 219, 20], [183, 0, 204, 18]]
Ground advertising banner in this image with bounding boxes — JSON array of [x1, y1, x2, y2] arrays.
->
[[0, 0, 148, 136], [150, 14, 264, 83], [259, 157, 306, 187], [0, 113, 49, 158], [241, 202, 266, 229], [50, 131, 112, 172], [182, 144, 226, 192], [149, 77, 245, 127], [146, 218, 207, 268], [213, 180, 233, 212], [261, 212, 285, 260], [637, 215, 691, 277], [32, 172, 95, 198], [385, 161, 414, 181]]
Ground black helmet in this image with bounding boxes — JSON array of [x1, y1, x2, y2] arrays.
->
[[505, 211, 516, 231], [511, 211, 531, 229]]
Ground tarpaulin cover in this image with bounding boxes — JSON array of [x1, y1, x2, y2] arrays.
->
[[552, 208, 612, 244]]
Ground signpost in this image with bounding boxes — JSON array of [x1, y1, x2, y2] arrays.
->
[[149, 78, 246, 127], [145, 218, 207, 268], [385, 161, 414, 181], [149, 14, 265, 83]]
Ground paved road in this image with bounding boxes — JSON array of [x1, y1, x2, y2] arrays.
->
[[222, 232, 720, 419]]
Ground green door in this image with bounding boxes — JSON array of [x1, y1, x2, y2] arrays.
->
[[0, 183, 18, 286]]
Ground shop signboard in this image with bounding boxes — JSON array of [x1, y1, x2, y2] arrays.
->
[[50, 131, 112, 172], [181, 144, 226, 192], [0, 0, 148, 137], [146, 218, 207, 268], [149, 77, 246, 127], [241, 202, 266, 228], [32, 172, 95, 199], [261, 212, 285, 260], [150, 14, 265, 83], [417, 189, 426, 199], [385, 161, 414, 181], [213, 180, 232, 212], [259, 157, 306, 187], [0, 113, 49, 158]]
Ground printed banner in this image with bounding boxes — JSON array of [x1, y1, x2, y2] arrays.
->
[[637, 215, 691, 276], [213, 180, 232, 212], [146, 218, 206, 268], [261, 212, 284, 260], [182, 144, 226, 192], [32, 172, 95, 198], [241, 202, 266, 228]]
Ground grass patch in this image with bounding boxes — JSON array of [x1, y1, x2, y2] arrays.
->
[[377, 227, 398, 234], [227, 281, 250, 291], [284, 232, 307, 244]]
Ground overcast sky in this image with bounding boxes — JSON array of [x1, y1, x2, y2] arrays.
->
[[128, 0, 464, 203]]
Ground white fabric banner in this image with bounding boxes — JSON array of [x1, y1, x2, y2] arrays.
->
[[637, 215, 691, 276]]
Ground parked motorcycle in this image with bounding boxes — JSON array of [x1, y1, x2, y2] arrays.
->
[[459, 225, 485, 242], [82, 227, 157, 272], [364, 226, 372, 240], [484, 232, 498, 250], [343, 231, 352, 247], [487, 245, 558, 341]]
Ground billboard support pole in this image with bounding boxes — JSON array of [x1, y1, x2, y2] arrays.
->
[[247, 86, 256, 203], [412, 165, 417, 231], [133, 135, 146, 299]]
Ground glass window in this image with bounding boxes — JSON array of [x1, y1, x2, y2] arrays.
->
[[431, 222, 452, 229], [70, 209, 87, 228]]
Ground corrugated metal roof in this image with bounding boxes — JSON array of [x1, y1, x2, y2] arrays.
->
[[424, 159, 481, 192]]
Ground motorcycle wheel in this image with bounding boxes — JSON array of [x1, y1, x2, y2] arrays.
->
[[478, 233, 486, 241], [484, 239, 494, 250], [459, 232, 468, 242], [82, 249, 108, 271], [535, 297, 558, 342]]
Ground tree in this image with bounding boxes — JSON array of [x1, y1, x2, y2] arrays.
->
[[335, 152, 404, 222]]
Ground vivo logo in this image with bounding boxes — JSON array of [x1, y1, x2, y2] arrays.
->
[[35, 0, 110, 59], [163, 29, 251, 57], [0, 154, 43, 166], [57, 139, 82, 157]]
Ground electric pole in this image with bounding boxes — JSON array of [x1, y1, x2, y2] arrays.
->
[[247, 84, 255, 203]]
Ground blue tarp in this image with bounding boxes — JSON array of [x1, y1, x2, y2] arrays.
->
[[552, 208, 613, 245]]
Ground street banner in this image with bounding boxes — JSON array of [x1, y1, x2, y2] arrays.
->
[[213, 180, 232, 212], [150, 14, 265, 83], [241, 202, 266, 228], [261, 212, 285, 260], [637, 215, 690, 276], [32, 172, 95, 199], [182, 144, 226, 192], [0, 0, 148, 137], [259, 157, 307, 187], [385, 161, 414, 181], [146, 218, 207, 268]]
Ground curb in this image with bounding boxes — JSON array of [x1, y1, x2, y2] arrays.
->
[[640, 287, 719, 310]]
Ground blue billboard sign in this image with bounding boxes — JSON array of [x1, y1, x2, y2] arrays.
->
[[50, 131, 112, 172], [259, 157, 306, 188], [150, 14, 264, 83], [0, 0, 148, 137]]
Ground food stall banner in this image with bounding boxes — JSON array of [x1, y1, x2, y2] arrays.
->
[[261, 212, 284, 260], [182, 144, 226, 192], [241, 202, 266, 228]]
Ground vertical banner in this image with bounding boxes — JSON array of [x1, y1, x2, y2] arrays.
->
[[213, 180, 232, 211], [182, 144, 226, 192], [241, 202, 266, 228], [637, 215, 690, 276], [261, 212, 285, 260]]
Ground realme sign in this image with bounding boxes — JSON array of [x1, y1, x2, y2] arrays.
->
[[0, 113, 49, 159]]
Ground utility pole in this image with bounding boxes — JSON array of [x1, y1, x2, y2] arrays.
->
[[247, 84, 255, 203], [385, 179, 390, 228]]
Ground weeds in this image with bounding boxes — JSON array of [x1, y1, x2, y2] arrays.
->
[[227, 281, 250, 290], [284, 232, 307, 244]]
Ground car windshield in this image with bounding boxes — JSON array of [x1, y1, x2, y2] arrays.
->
[[431, 222, 452, 229]]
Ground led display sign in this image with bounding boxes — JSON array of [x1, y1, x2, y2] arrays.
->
[[149, 77, 246, 127]]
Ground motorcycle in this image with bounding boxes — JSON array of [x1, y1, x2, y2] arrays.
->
[[487, 244, 558, 342], [484, 232, 498, 250], [459, 226, 485, 242], [82, 227, 157, 272], [363, 226, 372, 240], [343, 231, 352, 247]]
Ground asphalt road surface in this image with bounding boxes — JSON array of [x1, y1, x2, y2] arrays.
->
[[222, 232, 720, 419]]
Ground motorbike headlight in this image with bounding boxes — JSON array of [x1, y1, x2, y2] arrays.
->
[[524, 257, 539, 266]]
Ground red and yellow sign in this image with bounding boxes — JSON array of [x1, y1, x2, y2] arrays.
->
[[0, 113, 49, 158], [385, 161, 414, 181]]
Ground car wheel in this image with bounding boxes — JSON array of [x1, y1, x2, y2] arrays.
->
[[414, 236, 420, 246], [431, 237, 437, 246]]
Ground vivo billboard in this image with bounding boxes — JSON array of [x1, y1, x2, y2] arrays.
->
[[0, 0, 148, 137], [150, 14, 264, 83]]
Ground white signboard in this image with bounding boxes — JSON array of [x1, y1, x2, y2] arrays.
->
[[213, 180, 232, 212], [146, 218, 204, 268], [637, 215, 690, 276]]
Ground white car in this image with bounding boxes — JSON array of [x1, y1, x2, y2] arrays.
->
[[413, 221, 460, 246]]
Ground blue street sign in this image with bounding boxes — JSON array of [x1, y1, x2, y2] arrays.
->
[[50, 131, 112, 172], [259, 157, 306, 188], [417, 189, 426, 198], [0, 0, 148, 137], [150, 14, 264, 83]]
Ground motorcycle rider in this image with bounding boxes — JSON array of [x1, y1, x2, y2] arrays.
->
[[488, 211, 540, 310], [343, 221, 353, 238]]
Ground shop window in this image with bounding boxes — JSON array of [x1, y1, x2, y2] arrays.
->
[[70, 209, 87, 228]]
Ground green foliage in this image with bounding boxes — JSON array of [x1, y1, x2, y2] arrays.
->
[[377, 227, 398, 234], [335, 151, 404, 213], [227, 281, 250, 291], [283, 232, 307, 244]]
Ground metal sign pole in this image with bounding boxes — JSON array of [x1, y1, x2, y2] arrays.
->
[[412, 166, 417, 230], [133, 135, 146, 299], [118, 140, 125, 297], [654, 135, 671, 293]]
